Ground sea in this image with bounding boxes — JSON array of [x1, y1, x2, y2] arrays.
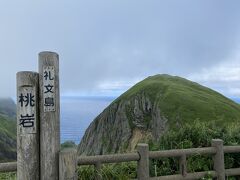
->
[[60, 96, 116, 144], [61, 96, 240, 145]]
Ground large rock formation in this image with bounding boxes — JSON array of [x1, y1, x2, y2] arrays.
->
[[78, 74, 240, 155]]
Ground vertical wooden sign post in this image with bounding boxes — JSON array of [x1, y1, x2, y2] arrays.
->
[[39, 52, 60, 180], [17, 71, 39, 180]]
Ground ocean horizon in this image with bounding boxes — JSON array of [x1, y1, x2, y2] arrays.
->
[[60, 96, 116, 144]]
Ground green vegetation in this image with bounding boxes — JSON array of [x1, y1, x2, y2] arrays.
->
[[78, 162, 137, 180], [0, 114, 16, 162], [77, 121, 240, 179], [0, 98, 16, 118], [149, 121, 240, 176], [115, 74, 240, 128], [61, 140, 77, 150], [0, 98, 16, 162], [0, 172, 16, 180]]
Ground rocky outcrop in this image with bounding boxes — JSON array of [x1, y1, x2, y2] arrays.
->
[[78, 92, 168, 155]]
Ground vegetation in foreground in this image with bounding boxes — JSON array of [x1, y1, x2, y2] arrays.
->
[[77, 121, 240, 180], [0, 172, 16, 180]]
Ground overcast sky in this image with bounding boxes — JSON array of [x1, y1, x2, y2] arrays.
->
[[0, 0, 240, 98]]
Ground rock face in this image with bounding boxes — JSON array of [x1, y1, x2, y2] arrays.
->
[[78, 74, 240, 155], [78, 92, 168, 155]]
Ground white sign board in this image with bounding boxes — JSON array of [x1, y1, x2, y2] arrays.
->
[[18, 86, 37, 134], [43, 66, 55, 112]]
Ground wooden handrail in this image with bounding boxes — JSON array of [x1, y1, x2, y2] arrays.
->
[[2, 144, 240, 179], [0, 162, 17, 172], [149, 147, 216, 158], [77, 152, 139, 165]]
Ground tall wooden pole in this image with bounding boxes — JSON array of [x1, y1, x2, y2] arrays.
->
[[212, 139, 225, 180], [137, 143, 149, 180], [59, 148, 77, 180], [17, 71, 39, 180], [39, 52, 60, 180]]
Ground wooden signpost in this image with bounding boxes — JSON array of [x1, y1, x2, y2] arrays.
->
[[39, 52, 60, 180], [17, 71, 39, 180], [17, 52, 60, 180], [15, 52, 83, 180]]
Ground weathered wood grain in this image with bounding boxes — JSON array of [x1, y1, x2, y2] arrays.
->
[[0, 162, 17, 172], [212, 139, 225, 180], [137, 143, 149, 180], [17, 71, 39, 180], [59, 148, 77, 180], [39, 52, 60, 180]]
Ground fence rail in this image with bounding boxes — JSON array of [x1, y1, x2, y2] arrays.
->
[[0, 162, 17, 173], [77, 139, 240, 180], [77, 152, 139, 165], [1, 139, 240, 179]]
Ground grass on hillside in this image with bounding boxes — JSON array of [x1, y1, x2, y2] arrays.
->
[[114, 75, 240, 129], [0, 115, 16, 162]]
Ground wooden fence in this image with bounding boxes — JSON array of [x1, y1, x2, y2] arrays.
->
[[1, 139, 240, 179], [76, 139, 240, 180]]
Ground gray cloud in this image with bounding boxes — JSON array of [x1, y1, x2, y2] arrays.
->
[[0, 0, 240, 97]]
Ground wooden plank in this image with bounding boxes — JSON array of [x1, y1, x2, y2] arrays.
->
[[149, 147, 216, 158], [94, 162, 102, 180], [59, 148, 77, 180], [212, 139, 225, 180], [39, 52, 60, 180], [224, 146, 240, 153], [137, 143, 149, 180], [77, 153, 139, 165], [0, 162, 17, 172], [17, 71, 40, 180], [179, 154, 187, 177], [225, 168, 240, 176]]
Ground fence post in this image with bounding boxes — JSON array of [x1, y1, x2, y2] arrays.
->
[[59, 148, 77, 180], [17, 71, 40, 180], [95, 162, 102, 180], [137, 143, 149, 180], [179, 154, 187, 177], [39, 51, 60, 180], [212, 139, 225, 180]]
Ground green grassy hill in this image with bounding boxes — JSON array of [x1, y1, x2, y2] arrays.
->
[[78, 74, 240, 155], [0, 98, 16, 118], [0, 98, 16, 162], [116, 74, 240, 128]]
